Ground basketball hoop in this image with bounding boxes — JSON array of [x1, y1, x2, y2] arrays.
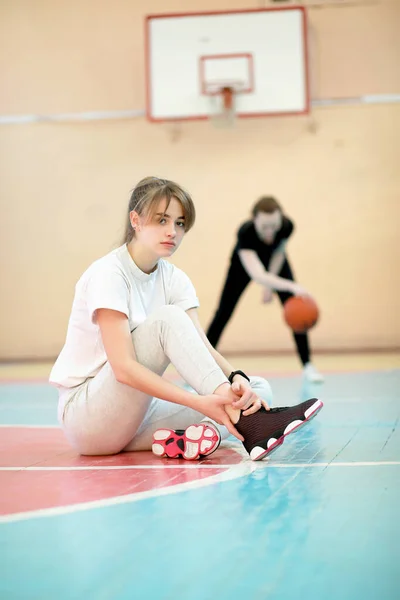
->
[[221, 86, 234, 111], [208, 85, 237, 128]]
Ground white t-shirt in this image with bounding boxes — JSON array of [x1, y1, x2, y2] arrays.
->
[[49, 244, 199, 388]]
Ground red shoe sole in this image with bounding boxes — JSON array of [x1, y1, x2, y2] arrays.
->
[[152, 424, 220, 461]]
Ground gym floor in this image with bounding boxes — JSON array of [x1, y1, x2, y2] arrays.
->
[[1, 352, 399, 600]]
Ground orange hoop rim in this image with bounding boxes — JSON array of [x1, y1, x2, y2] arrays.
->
[[220, 86, 234, 110]]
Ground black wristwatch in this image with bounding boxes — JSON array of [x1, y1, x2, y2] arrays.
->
[[228, 370, 250, 384]]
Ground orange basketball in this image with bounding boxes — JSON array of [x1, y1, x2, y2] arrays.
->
[[283, 296, 319, 333]]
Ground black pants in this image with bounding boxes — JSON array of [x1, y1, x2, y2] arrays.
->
[[206, 258, 310, 366]]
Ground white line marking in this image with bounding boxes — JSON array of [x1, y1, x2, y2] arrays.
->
[[0, 462, 255, 524], [1, 460, 399, 523], [260, 461, 400, 467], [3, 465, 235, 470], [1, 461, 399, 472]]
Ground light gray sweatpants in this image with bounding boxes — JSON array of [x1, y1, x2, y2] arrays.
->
[[58, 305, 273, 455]]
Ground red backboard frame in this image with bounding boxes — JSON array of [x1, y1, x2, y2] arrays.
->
[[199, 53, 255, 96]]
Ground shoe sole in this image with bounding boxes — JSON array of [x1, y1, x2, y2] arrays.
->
[[250, 399, 324, 461], [152, 424, 221, 461]]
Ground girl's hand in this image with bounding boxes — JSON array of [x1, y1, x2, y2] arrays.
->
[[197, 395, 244, 441], [231, 376, 269, 415]]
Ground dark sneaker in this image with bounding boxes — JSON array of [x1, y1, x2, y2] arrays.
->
[[236, 398, 323, 461], [152, 423, 221, 460]]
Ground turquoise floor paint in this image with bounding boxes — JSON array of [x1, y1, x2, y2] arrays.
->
[[1, 369, 399, 600]]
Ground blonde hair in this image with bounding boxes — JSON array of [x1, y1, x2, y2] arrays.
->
[[123, 177, 196, 244]]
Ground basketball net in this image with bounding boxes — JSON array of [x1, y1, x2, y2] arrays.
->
[[209, 86, 236, 128]]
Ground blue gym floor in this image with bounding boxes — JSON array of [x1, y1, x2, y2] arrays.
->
[[1, 367, 399, 600]]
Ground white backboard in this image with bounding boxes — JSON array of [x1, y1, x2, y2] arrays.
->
[[146, 7, 310, 121]]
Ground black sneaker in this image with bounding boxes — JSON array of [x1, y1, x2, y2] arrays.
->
[[235, 398, 323, 461]]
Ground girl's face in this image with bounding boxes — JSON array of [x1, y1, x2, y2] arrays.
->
[[253, 209, 282, 244], [132, 196, 186, 258]]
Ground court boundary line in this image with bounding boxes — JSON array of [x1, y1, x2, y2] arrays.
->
[[1, 461, 400, 472], [0, 461, 255, 524], [2, 460, 400, 524]]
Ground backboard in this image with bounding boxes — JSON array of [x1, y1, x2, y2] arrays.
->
[[145, 7, 310, 122]]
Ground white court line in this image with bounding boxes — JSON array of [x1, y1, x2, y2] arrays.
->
[[0, 462, 255, 524], [2, 464, 233, 470], [2, 461, 399, 524], [1, 461, 400, 472], [1, 464, 237, 471]]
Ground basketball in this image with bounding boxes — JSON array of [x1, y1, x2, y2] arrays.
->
[[283, 296, 319, 333]]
